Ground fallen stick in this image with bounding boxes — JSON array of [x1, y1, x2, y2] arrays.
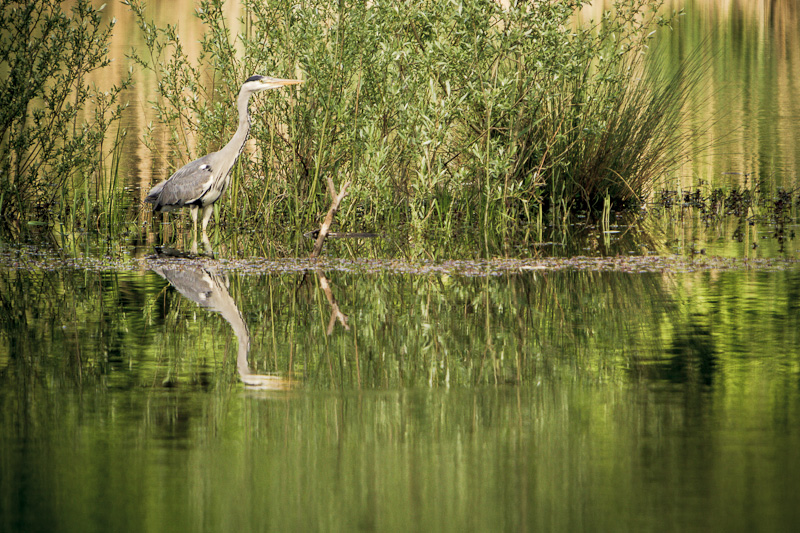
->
[[310, 176, 351, 259], [303, 230, 378, 239]]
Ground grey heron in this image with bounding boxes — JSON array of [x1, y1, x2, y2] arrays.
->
[[145, 75, 303, 253]]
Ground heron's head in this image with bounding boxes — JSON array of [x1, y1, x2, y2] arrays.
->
[[242, 75, 304, 93]]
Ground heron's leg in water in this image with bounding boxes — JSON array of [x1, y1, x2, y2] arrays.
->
[[200, 204, 215, 255], [200, 204, 215, 236], [190, 205, 199, 254]]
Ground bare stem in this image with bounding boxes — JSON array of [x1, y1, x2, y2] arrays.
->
[[310, 176, 351, 258]]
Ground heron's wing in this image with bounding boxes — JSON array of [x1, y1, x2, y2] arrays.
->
[[146, 154, 216, 209]]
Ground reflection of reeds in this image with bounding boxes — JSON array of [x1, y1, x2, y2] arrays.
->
[[2, 256, 797, 393], [239, 266, 676, 388]]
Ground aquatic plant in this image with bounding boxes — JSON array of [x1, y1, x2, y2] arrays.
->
[[128, 0, 703, 246], [0, 0, 131, 235]]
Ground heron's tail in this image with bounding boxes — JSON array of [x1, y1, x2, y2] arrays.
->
[[144, 181, 165, 210]]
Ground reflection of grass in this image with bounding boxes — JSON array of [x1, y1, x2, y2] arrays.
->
[[2, 254, 799, 392], [652, 180, 799, 255], [658, 0, 800, 190], [0, 266, 662, 389]]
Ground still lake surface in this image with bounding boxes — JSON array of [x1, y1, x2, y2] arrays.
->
[[2, 1, 800, 531], [3, 258, 800, 532]]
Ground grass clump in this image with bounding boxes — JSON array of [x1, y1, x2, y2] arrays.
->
[[129, 0, 703, 243], [0, 0, 131, 236]]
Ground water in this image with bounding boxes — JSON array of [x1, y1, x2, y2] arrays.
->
[[3, 0, 800, 531], [2, 260, 800, 531]]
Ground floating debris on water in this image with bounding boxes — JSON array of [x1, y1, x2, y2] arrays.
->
[[1, 246, 799, 276]]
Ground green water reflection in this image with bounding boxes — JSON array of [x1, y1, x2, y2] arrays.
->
[[3, 0, 800, 530], [2, 264, 799, 531]]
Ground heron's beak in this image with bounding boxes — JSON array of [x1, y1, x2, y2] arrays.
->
[[260, 77, 304, 90]]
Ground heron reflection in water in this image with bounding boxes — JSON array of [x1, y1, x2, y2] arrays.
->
[[152, 262, 292, 390], [145, 75, 303, 254]]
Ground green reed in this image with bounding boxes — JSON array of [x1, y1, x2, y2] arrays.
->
[[0, 0, 131, 237], [127, 0, 705, 247]]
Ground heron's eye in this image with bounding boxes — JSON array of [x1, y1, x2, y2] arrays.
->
[[200, 164, 211, 172]]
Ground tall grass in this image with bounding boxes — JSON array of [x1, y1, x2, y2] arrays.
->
[[0, 0, 131, 237], [129, 0, 704, 243]]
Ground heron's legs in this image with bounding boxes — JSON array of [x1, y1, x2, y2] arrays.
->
[[190, 205, 199, 254], [200, 204, 215, 255], [200, 204, 215, 237]]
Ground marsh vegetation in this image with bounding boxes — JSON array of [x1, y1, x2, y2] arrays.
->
[[0, 0, 131, 234], [3, 0, 715, 249]]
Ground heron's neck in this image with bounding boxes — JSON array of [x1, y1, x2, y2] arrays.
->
[[220, 89, 253, 159]]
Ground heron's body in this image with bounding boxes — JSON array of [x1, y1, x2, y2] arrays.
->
[[145, 75, 302, 253]]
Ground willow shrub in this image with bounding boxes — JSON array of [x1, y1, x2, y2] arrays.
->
[[0, 0, 131, 235], [129, 0, 697, 241]]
